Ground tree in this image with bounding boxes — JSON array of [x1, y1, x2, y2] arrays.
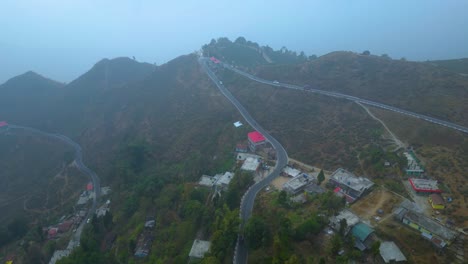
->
[[371, 241, 381, 261], [339, 218, 347, 237], [277, 190, 288, 207], [329, 234, 342, 255], [285, 254, 300, 264], [235, 36, 247, 45], [380, 54, 391, 60], [317, 169, 325, 185], [362, 50, 371, 55], [244, 216, 270, 249]]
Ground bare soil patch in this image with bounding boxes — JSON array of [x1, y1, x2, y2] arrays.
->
[[351, 188, 402, 223]]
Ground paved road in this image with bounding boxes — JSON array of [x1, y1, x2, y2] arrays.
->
[[222, 63, 468, 135], [3, 124, 101, 262], [199, 58, 288, 264]]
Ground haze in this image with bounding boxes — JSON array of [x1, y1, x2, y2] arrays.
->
[[1, 0, 467, 84]]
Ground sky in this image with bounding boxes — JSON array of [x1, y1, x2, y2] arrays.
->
[[1, 0, 468, 84]]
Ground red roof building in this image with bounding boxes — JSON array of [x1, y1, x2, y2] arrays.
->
[[210, 57, 220, 64], [247, 131, 266, 151], [58, 220, 73, 233], [87, 183, 93, 191], [48, 228, 58, 239], [409, 178, 441, 193], [0, 121, 8, 127]]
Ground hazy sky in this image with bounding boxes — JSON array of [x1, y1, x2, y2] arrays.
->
[[1, 1, 468, 84]]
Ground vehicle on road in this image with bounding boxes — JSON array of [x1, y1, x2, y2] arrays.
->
[[273, 80, 279, 84]]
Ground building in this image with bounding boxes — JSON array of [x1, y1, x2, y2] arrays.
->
[[86, 183, 93, 191], [404, 151, 424, 176], [408, 178, 441, 194], [329, 210, 360, 235], [48, 228, 58, 239], [241, 157, 261, 172], [198, 172, 235, 189], [283, 173, 316, 194], [209, 57, 220, 64], [304, 183, 325, 195], [429, 194, 445, 210], [329, 169, 374, 203], [235, 143, 248, 153], [58, 221, 73, 233], [351, 222, 375, 251], [0, 121, 8, 127], [189, 239, 211, 259], [400, 210, 457, 248], [247, 131, 266, 151], [379, 241, 407, 263], [282, 166, 301, 178], [134, 231, 154, 258]]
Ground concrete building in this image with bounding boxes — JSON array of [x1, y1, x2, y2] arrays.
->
[[329, 210, 360, 235], [241, 157, 261, 172], [198, 172, 235, 189], [283, 173, 316, 194], [282, 166, 301, 178], [329, 168, 374, 203], [408, 178, 441, 194], [379, 241, 407, 263], [247, 131, 266, 151], [429, 194, 445, 210], [189, 239, 211, 259], [404, 151, 424, 176], [399, 210, 457, 248], [304, 183, 325, 195]]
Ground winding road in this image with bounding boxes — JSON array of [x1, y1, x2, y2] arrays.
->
[[2, 124, 100, 262], [222, 63, 468, 135], [199, 57, 288, 264]]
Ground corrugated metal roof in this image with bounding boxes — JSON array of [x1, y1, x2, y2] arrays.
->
[[351, 222, 374, 242]]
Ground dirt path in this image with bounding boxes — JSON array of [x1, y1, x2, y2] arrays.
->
[[356, 102, 406, 150]]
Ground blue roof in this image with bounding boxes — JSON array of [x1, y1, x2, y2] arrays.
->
[[351, 222, 374, 242]]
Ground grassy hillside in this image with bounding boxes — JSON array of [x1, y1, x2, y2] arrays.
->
[[253, 52, 468, 127], [428, 58, 468, 75]]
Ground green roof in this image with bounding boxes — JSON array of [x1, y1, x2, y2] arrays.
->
[[351, 223, 374, 242]]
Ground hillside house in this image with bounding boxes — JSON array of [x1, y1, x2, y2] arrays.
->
[[329, 210, 360, 235], [189, 239, 211, 259], [241, 157, 261, 172], [282, 166, 301, 178], [235, 143, 248, 153], [283, 173, 316, 195], [404, 151, 424, 176], [351, 222, 375, 251], [408, 178, 441, 194], [397, 209, 457, 248], [198, 172, 235, 189], [247, 131, 266, 151], [379, 241, 407, 263], [329, 169, 374, 203], [429, 194, 445, 210], [0, 121, 8, 127]]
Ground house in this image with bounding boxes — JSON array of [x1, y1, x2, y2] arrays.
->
[[329, 168, 374, 203], [379, 241, 407, 263], [58, 220, 73, 233], [86, 183, 93, 191], [329, 210, 360, 235], [283, 173, 316, 195], [247, 131, 266, 151], [282, 166, 301, 178], [408, 178, 441, 194], [351, 222, 375, 251], [235, 143, 248, 153], [241, 157, 261, 172], [0, 121, 8, 127], [429, 194, 445, 210], [48, 228, 58, 239], [404, 151, 424, 176], [189, 239, 211, 259], [216, 172, 235, 189], [198, 172, 235, 189], [400, 210, 457, 248]]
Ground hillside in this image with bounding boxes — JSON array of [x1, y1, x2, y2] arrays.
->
[[428, 58, 468, 75], [0, 71, 64, 127], [251, 52, 468, 127]]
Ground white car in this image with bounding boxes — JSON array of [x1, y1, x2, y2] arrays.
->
[[273, 80, 279, 84]]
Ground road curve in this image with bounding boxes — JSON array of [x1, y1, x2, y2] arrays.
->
[[199, 57, 288, 264], [3, 124, 101, 261], [222, 63, 468, 135]]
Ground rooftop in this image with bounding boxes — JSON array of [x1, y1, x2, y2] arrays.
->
[[248, 131, 266, 143], [241, 157, 260, 171], [380, 241, 407, 263], [329, 210, 360, 232], [189, 239, 211, 258], [217, 172, 235, 186], [430, 193, 444, 205], [283, 173, 315, 192], [404, 211, 457, 242], [404, 151, 424, 172], [330, 169, 374, 193], [198, 175, 216, 187], [233, 121, 243, 127], [409, 178, 441, 193], [351, 222, 374, 242], [0, 121, 8, 127], [283, 166, 301, 177]]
